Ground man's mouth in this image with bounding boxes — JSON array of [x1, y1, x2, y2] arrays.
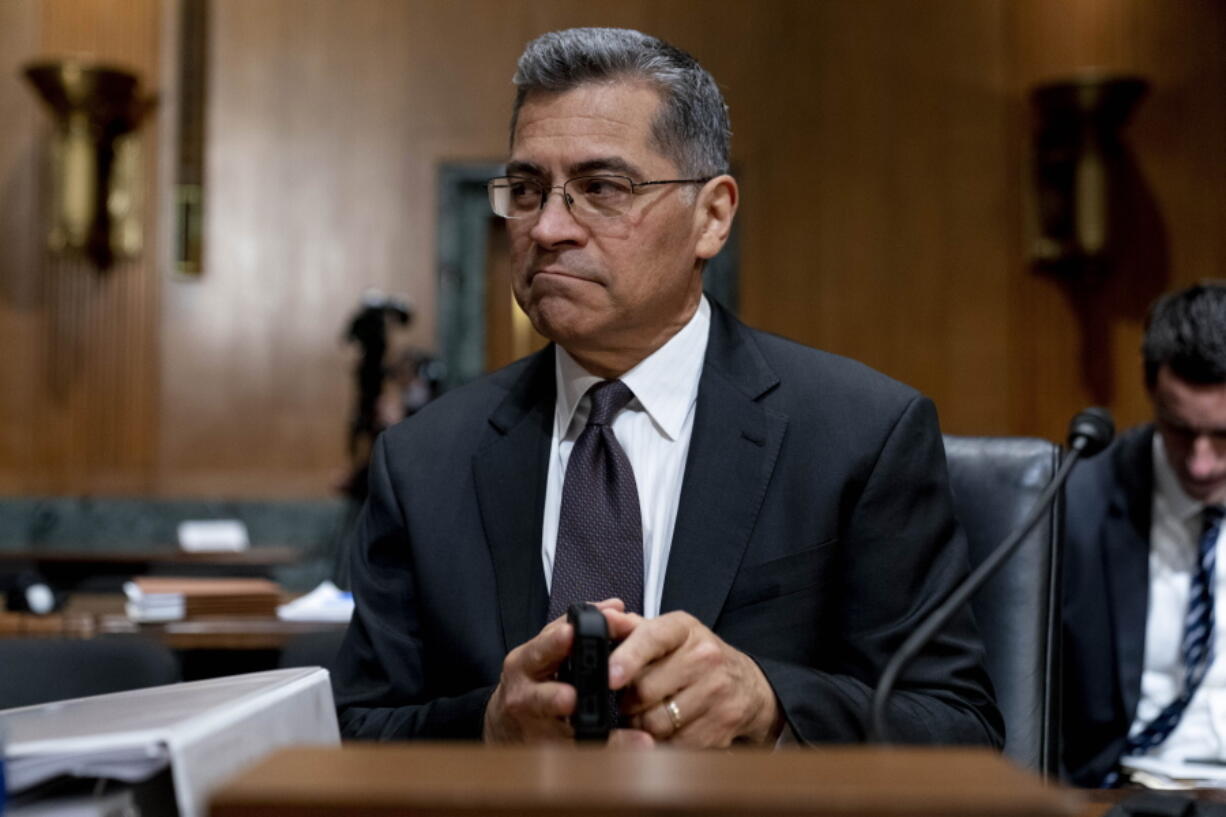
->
[[533, 268, 596, 284], [1181, 475, 1226, 498]]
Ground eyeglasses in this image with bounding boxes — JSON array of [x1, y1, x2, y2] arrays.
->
[[487, 174, 710, 220]]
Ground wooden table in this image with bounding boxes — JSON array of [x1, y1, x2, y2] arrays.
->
[[210, 743, 1084, 817], [100, 612, 347, 650], [0, 547, 298, 590], [1077, 787, 1226, 817], [1078, 791, 1125, 817], [0, 593, 346, 651]]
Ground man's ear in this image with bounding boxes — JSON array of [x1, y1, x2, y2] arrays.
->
[[694, 175, 738, 260]]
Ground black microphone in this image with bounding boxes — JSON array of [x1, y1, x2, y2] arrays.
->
[[867, 407, 1115, 743], [1066, 406, 1114, 458]]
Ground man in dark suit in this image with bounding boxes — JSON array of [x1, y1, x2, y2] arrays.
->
[[332, 27, 1002, 748], [1063, 282, 1226, 786]]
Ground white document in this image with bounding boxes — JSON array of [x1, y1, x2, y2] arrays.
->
[[276, 580, 354, 622], [177, 519, 249, 552], [1, 667, 340, 817], [1121, 755, 1226, 789]]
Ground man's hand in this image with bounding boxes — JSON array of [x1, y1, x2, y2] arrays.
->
[[605, 610, 784, 747], [483, 598, 629, 743]]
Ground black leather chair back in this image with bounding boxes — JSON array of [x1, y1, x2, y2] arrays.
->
[[942, 435, 1062, 776], [0, 635, 179, 710]]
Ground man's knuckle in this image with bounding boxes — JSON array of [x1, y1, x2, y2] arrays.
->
[[505, 687, 527, 711], [692, 638, 721, 666]]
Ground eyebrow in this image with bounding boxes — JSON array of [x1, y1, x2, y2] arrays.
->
[[1157, 413, 1226, 437], [572, 157, 643, 177], [504, 160, 544, 177], [503, 156, 645, 180]]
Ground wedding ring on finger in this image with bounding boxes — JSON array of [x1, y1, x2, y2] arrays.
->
[[664, 696, 683, 733]]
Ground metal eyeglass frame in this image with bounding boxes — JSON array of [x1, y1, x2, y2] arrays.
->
[[486, 174, 712, 219]]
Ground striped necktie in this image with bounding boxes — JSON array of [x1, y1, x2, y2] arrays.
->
[[1124, 504, 1225, 756]]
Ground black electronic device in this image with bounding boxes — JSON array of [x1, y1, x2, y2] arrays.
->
[[559, 602, 614, 742]]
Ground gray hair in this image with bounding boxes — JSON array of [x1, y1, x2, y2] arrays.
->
[[510, 27, 731, 178]]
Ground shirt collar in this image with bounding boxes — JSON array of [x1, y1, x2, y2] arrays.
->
[[1153, 431, 1205, 522], [554, 295, 711, 441]]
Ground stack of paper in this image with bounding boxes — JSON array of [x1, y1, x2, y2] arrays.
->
[[1121, 755, 1226, 789], [276, 581, 354, 623], [123, 577, 282, 623], [0, 667, 340, 817], [177, 519, 250, 553]]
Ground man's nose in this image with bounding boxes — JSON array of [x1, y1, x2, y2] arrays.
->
[[1187, 435, 1221, 479], [528, 189, 586, 247]]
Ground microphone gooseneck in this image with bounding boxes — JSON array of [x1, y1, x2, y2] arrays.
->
[[867, 408, 1115, 744]]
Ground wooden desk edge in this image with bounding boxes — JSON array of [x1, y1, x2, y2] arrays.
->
[[0, 546, 300, 565], [211, 744, 1085, 817]]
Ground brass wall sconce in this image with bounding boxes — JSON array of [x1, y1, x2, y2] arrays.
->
[[23, 59, 155, 270], [1029, 73, 1148, 278]]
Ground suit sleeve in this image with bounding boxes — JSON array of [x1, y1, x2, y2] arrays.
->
[[331, 433, 495, 739], [752, 395, 1005, 746]]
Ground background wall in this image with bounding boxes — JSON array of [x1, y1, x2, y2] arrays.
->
[[1, 0, 1223, 497], [0, 0, 162, 495]]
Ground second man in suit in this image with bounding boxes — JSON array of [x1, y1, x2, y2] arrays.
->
[[1064, 282, 1226, 785]]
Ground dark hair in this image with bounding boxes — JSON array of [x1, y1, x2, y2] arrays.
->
[[1142, 282, 1226, 388], [510, 27, 731, 178]]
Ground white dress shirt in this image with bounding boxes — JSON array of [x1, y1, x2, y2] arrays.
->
[[1128, 433, 1226, 762], [541, 296, 710, 619]]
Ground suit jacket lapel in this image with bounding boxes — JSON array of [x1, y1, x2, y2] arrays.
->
[[661, 303, 787, 627], [473, 347, 555, 653], [1102, 425, 1154, 721]]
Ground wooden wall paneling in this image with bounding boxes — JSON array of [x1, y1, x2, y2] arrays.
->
[[1008, 0, 1226, 440], [158, 0, 414, 495], [39, 0, 163, 494], [727, 1, 1019, 435], [158, 0, 517, 495], [158, 0, 670, 495], [1117, 0, 1226, 429], [2, 0, 1223, 496], [0, 0, 162, 494], [0, 1, 44, 490], [1009, 0, 1144, 442]]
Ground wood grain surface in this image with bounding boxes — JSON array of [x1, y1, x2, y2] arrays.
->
[[1, 1, 1223, 496], [210, 743, 1084, 817]]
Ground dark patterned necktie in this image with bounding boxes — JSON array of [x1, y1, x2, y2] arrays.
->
[[1125, 504, 1225, 756], [547, 380, 644, 620]]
